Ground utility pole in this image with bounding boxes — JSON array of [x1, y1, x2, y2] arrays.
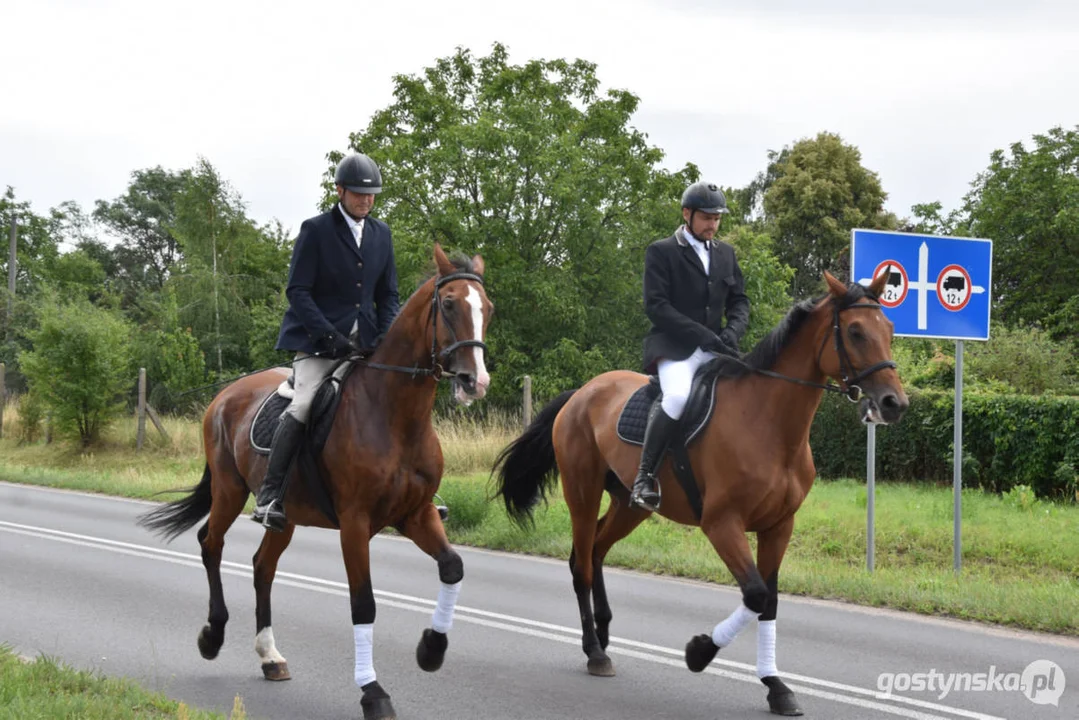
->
[[6, 214, 15, 335]]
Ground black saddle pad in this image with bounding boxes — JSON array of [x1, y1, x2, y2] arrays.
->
[[250, 371, 347, 456], [616, 361, 722, 447]]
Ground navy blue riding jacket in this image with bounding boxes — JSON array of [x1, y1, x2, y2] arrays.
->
[[275, 205, 400, 354]]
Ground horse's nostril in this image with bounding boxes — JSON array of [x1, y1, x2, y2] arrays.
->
[[881, 394, 899, 410]]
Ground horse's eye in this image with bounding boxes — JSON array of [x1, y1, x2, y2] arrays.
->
[[442, 297, 454, 311], [848, 324, 865, 342]]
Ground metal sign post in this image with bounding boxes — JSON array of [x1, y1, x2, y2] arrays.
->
[[852, 230, 992, 575], [953, 340, 964, 574]]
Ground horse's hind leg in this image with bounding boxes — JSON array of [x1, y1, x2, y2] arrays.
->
[[196, 460, 250, 662], [398, 503, 463, 674], [252, 523, 296, 681], [754, 515, 802, 716], [591, 474, 649, 650], [560, 446, 613, 677], [685, 516, 768, 674]]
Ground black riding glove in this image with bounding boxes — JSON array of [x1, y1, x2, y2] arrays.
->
[[720, 327, 741, 354], [318, 332, 355, 358]]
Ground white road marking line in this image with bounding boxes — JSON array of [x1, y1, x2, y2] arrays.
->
[[0, 520, 1005, 720]]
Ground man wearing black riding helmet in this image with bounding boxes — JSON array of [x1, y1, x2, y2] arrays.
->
[[251, 152, 400, 532], [629, 181, 751, 512]]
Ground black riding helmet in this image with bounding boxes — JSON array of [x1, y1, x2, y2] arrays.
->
[[335, 153, 382, 194], [681, 181, 729, 214]]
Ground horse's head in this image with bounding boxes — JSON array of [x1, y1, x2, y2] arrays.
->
[[819, 271, 909, 424], [432, 244, 493, 405]]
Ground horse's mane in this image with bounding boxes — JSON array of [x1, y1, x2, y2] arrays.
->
[[710, 282, 878, 380]]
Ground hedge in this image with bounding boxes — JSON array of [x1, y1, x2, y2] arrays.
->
[[809, 388, 1079, 498]]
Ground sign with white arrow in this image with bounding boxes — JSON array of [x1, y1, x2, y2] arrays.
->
[[851, 229, 993, 340]]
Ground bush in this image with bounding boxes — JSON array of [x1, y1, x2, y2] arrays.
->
[[13, 392, 45, 444], [811, 388, 1079, 499], [19, 299, 133, 447]]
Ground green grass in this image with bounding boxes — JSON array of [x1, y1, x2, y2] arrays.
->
[[2, 400, 1077, 635], [0, 646, 243, 719]]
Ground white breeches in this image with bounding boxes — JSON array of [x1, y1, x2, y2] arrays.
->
[[657, 347, 719, 419]]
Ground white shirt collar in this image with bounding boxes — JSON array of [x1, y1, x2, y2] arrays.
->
[[338, 203, 365, 239]]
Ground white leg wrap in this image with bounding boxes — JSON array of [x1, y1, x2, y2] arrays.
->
[[756, 619, 778, 678], [711, 603, 757, 648], [255, 627, 287, 665], [431, 581, 462, 633], [353, 623, 376, 687]]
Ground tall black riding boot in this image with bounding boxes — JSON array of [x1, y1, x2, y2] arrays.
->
[[629, 401, 679, 512], [251, 414, 306, 533]]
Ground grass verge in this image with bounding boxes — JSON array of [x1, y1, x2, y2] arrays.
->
[[0, 646, 243, 719]]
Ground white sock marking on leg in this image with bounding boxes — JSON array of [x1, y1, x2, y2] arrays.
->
[[255, 627, 286, 665]]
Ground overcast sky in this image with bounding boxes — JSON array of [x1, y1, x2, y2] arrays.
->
[[3, 0, 1078, 242]]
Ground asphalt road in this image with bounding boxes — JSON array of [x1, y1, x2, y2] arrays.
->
[[1, 481, 1076, 720]]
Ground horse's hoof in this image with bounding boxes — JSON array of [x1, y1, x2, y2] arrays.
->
[[685, 634, 719, 673], [587, 655, 616, 677], [261, 661, 291, 681], [197, 625, 222, 660], [762, 676, 803, 716], [416, 628, 448, 672], [360, 681, 396, 720]]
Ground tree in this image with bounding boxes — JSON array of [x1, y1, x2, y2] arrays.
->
[[169, 158, 290, 375], [963, 126, 1079, 337], [19, 298, 133, 446], [338, 43, 694, 406], [762, 133, 896, 299], [93, 166, 188, 293], [722, 226, 795, 347]]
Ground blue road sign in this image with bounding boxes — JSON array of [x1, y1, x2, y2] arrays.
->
[[851, 229, 992, 340]]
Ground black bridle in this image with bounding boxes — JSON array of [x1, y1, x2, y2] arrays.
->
[[753, 297, 897, 402], [359, 271, 488, 381]]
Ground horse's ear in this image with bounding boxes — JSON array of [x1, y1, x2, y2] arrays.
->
[[434, 243, 455, 277], [867, 266, 889, 299], [471, 254, 485, 276], [824, 270, 847, 298]]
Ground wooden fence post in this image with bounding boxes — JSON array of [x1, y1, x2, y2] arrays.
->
[[0, 362, 5, 439], [522, 375, 532, 429], [137, 367, 147, 451]]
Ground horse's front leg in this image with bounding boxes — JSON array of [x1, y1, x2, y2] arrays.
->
[[340, 514, 396, 720], [754, 515, 802, 716], [252, 524, 295, 681], [398, 502, 463, 673]]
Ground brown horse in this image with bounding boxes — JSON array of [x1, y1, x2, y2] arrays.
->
[[139, 244, 493, 720], [493, 271, 907, 717]]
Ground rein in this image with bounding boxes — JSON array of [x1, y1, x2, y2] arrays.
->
[[353, 271, 487, 381], [736, 297, 896, 402]]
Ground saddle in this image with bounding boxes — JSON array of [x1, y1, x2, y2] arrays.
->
[[249, 360, 358, 528], [250, 359, 356, 456], [616, 358, 724, 448], [615, 358, 728, 521]]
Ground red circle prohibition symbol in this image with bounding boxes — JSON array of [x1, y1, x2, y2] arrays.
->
[[936, 264, 973, 311], [872, 259, 908, 308]]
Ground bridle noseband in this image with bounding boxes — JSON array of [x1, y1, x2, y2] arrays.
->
[[359, 271, 488, 381], [755, 295, 897, 402]]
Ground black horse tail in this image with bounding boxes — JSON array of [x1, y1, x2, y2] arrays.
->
[[492, 389, 577, 526], [137, 464, 213, 542]]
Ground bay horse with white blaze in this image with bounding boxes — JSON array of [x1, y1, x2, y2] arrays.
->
[[493, 271, 907, 716], [139, 245, 492, 720]]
